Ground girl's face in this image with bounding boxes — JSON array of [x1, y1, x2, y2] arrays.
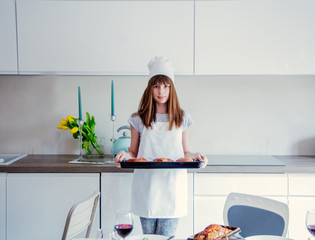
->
[[152, 82, 170, 104]]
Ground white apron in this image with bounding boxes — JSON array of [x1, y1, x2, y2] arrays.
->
[[131, 122, 188, 218]]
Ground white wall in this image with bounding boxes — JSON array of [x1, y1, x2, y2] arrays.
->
[[0, 75, 315, 156]]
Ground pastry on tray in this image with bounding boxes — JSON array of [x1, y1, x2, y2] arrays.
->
[[190, 224, 240, 240], [176, 157, 194, 162], [126, 158, 148, 162], [153, 158, 173, 162]]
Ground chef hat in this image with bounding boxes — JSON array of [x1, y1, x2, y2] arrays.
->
[[148, 56, 175, 82]]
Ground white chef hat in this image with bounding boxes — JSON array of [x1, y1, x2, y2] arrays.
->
[[148, 56, 175, 82]]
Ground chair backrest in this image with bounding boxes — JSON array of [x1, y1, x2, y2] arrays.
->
[[62, 191, 100, 240], [223, 192, 289, 238]]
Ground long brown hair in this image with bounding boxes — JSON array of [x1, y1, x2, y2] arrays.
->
[[136, 75, 183, 130]]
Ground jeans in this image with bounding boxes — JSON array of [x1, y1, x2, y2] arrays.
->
[[140, 217, 179, 237]]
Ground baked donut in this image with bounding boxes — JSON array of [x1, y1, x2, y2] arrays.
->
[[153, 158, 173, 162], [127, 158, 147, 162], [176, 157, 193, 162]]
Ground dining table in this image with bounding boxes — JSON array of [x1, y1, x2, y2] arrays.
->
[[73, 236, 293, 240]]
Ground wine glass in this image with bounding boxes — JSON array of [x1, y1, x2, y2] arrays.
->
[[114, 210, 134, 240], [96, 228, 115, 240], [95, 228, 115, 240], [306, 209, 315, 239]]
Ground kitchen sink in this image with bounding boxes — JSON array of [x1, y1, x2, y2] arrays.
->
[[0, 154, 27, 165]]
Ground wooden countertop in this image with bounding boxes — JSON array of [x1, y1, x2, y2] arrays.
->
[[1, 154, 315, 173], [0, 154, 131, 173]]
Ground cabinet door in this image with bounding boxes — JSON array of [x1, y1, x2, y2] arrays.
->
[[288, 173, 315, 239], [195, 0, 315, 75], [195, 173, 287, 196], [194, 196, 227, 233], [17, 0, 193, 75], [0, 173, 6, 240], [0, 0, 18, 74], [288, 197, 315, 239], [101, 173, 194, 238], [177, 173, 194, 238], [7, 173, 100, 240], [101, 173, 142, 235], [288, 173, 315, 196]]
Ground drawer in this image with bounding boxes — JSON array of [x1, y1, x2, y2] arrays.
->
[[288, 173, 315, 196], [194, 173, 287, 196]]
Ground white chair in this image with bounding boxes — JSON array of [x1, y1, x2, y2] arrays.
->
[[62, 191, 100, 240], [223, 192, 289, 238], [245, 235, 294, 240]]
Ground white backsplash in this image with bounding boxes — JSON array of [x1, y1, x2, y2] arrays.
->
[[0, 74, 315, 156]]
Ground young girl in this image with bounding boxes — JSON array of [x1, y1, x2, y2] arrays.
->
[[114, 56, 208, 237]]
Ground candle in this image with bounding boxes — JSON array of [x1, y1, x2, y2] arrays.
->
[[78, 86, 82, 120], [111, 80, 115, 116]]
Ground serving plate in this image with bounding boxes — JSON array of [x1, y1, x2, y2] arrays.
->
[[121, 161, 201, 169], [188, 225, 240, 240]]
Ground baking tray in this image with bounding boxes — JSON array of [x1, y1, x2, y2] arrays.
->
[[121, 161, 201, 169], [188, 225, 240, 240]]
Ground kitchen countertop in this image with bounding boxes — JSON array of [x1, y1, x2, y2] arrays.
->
[[1, 154, 315, 173]]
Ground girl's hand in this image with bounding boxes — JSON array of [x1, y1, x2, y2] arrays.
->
[[184, 151, 208, 168], [114, 150, 127, 168], [194, 152, 208, 168]]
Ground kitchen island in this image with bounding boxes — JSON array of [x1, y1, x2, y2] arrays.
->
[[1, 154, 315, 240]]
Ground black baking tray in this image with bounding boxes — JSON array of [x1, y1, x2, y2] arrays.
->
[[121, 161, 201, 169]]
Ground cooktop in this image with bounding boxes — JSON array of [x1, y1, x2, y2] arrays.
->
[[206, 155, 285, 166]]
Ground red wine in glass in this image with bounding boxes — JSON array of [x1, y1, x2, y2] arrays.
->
[[114, 210, 134, 239], [307, 225, 315, 236], [306, 209, 315, 238], [115, 224, 133, 238]]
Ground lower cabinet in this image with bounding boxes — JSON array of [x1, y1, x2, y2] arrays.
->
[[194, 173, 288, 234], [101, 173, 194, 238], [288, 197, 315, 239], [3, 172, 315, 240], [101, 173, 142, 235], [288, 173, 315, 239], [0, 173, 6, 240], [6, 173, 100, 240]]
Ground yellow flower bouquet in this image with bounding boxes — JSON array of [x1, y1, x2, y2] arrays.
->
[[57, 113, 104, 157]]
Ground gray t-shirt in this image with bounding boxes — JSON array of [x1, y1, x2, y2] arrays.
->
[[128, 110, 193, 135]]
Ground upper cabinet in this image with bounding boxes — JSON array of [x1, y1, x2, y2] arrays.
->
[[195, 0, 315, 75], [2, 0, 314, 75], [16, 0, 194, 75], [0, 0, 18, 74]]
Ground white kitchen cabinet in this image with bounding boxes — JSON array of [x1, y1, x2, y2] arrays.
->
[[101, 172, 194, 238], [194, 173, 288, 233], [194, 173, 287, 196], [194, 195, 226, 233], [0, 0, 18, 74], [288, 173, 315, 239], [7, 173, 100, 240], [101, 173, 142, 235], [195, 0, 315, 75], [0, 173, 6, 240], [16, 0, 193, 75], [288, 173, 315, 196], [288, 197, 315, 239]]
